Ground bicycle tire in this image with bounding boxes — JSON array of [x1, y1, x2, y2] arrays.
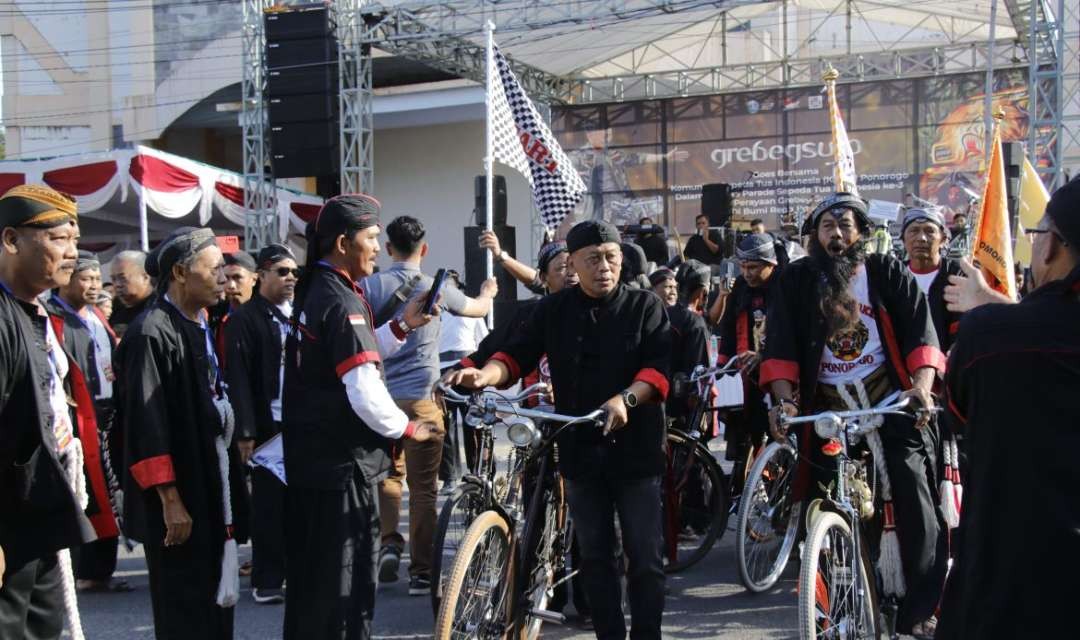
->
[[431, 482, 484, 615], [662, 430, 730, 574], [434, 510, 516, 640], [798, 511, 880, 640], [735, 440, 802, 593]]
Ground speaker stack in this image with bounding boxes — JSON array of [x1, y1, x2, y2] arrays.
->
[[701, 182, 735, 257], [264, 4, 339, 179], [464, 175, 517, 328], [999, 142, 1024, 228]]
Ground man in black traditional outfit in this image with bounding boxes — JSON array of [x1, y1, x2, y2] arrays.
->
[[282, 194, 440, 640], [0, 184, 94, 640], [47, 250, 127, 593], [665, 260, 711, 426], [108, 249, 154, 338], [900, 207, 964, 353], [761, 193, 945, 638], [118, 226, 239, 640], [447, 220, 672, 640], [224, 243, 297, 605], [717, 233, 781, 477], [936, 178, 1080, 638]]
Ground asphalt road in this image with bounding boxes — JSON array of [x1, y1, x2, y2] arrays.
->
[[80, 513, 800, 640]]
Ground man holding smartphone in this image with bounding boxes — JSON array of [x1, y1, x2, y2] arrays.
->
[[683, 213, 724, 266], [360, 216, 496, 596]]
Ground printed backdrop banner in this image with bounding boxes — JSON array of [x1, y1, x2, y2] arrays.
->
[[551, 69, 1053, 234]]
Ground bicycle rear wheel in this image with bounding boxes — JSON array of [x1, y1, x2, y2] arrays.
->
[[798, 511, 880, 640], [431, 482, 484, 614], [434, 510, 515, 640], [663, 430, 730, 573], [735, 440, 802, 593]]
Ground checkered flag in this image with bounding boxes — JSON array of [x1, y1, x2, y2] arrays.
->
[[490, 44, 585, 232]]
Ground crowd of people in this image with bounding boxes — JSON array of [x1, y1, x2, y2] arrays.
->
[[0, 176, 1078, 640]]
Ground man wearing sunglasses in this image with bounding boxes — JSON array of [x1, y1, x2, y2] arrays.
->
[[937, 179, 1080, 638], [222, 244, 298, 605]]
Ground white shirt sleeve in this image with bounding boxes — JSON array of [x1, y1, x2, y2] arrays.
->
[[342, 363, 410, 439], [374, 321, 406, 358]]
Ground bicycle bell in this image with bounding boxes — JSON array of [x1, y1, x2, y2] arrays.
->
[[505, 416, 540, 447]]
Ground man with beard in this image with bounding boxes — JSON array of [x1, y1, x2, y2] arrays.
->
[[936, 177, 1080, 639], [446, 220, 671, 640], [0, 185, 95, 640], [47, 251, 127, 593], [118, 227, 240, 639], [901, 207, 963, 353], [282, 195, 440, 639], [717, 234, 780, 476], [223, 244, 297, 605], [109, 250, 155, 338], [762, 193, 945, 639]]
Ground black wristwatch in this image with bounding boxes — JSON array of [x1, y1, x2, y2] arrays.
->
[[394, 316, 412, 336], [620, 389, 638, 409]]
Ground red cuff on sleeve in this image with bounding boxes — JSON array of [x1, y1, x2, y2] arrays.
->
[[759, 359, 799, 388], [403, 422, 417, 439], [906, 345, 946, 375], [390, 320, 409, 341], [634, 368, 670, 401], [489, 352, 521, 382], [130, 455, 176, 490], [335, 351, 381, 378], [460, 356, 476, 369], [716, 353, 731, 367], [948, 321, 960, 336]]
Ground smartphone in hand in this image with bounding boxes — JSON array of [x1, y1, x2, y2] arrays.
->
[[424, 268, 449, 315]]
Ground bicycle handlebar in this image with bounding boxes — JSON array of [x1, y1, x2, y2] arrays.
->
[[779, 391, 940, 435], [689, 358, 741, 383], [437, 381, 549, 406], [435, 382, 605, 428]]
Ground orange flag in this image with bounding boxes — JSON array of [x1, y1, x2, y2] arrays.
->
[[971, 114, 1017, 300]]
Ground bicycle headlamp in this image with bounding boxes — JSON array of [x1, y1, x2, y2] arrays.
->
[[813, 413, 843, 440], [506, 416, 539, 447]]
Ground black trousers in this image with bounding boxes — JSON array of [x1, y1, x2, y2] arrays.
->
[[284, 475, 379, 640], [251, 465, 287, 589], [565, 474, 665, 640], [74, 536, 118, 582], [878, 415, 947, 632], [0, 556, 64, 640], [144, 533, 233, 640]]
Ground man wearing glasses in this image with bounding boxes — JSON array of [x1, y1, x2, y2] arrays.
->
[[937, 179, 1080, 638], [222, 244, 299, 605], [447, 220, 672, 639]]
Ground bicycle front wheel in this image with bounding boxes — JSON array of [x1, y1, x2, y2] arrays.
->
[[798, 511, 880, 640], [431, 482, 485, 614], [434, 510, 515, 640], [735, 440, 802, 593], [663, 430, 730, 573]]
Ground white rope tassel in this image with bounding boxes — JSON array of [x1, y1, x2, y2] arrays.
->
[[59, 439, 87, 640], [939, 439, 960, 529], [213, 396, 240, 608], [835, 381, 907, 598]]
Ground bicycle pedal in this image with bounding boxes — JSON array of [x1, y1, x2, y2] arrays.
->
[[529, 608, 567, 625]]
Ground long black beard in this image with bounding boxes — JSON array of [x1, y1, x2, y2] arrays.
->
[[809, 238, 869, 338]]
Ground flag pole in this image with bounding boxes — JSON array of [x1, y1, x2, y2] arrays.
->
[[484, 21, 495, 328]]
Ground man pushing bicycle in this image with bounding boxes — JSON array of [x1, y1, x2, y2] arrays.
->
[[761, 193, 947, 639]]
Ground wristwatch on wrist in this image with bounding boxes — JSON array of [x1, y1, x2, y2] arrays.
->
[[395, 316, 413, 335], [620, 389, 638, 409], [494, 250, 506, 263]]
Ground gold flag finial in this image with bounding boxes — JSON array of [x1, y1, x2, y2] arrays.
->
[[992, 106, 1006, 121], [823, 65, 839, 83]]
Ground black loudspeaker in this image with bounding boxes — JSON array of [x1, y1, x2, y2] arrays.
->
[[265, 4, 334, 41], [268, 94, 338, 125], [1000, 142, 1024, 226], [463, 226, 517, 303], [473, 175, 508, 227], [701, 183, 733, 226], [265, 6, 339, 179], [271, 149, 338, 178]]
